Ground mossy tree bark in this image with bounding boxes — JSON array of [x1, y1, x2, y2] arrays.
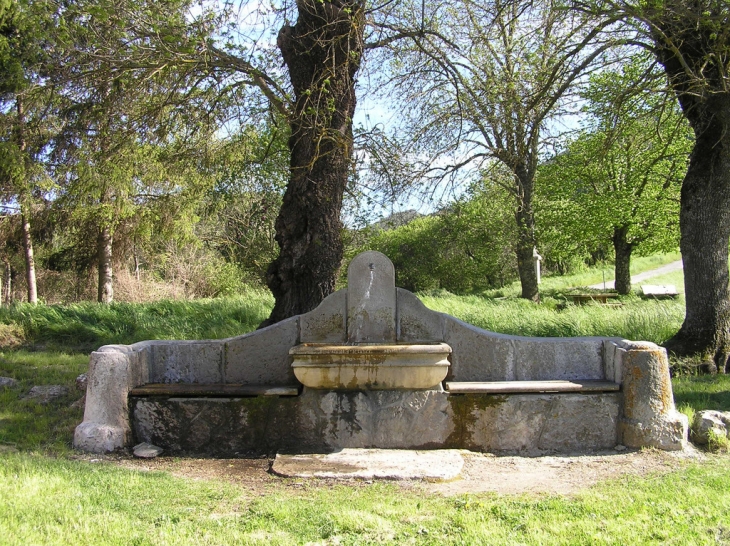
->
[[262, 0, 364, 326]]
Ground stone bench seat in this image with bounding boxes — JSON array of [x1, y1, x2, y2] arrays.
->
[[129, 383, 300, 398], [445, 380, 620, 394]]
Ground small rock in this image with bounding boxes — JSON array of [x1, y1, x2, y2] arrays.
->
[[614, 444, 626, 451], [133, 442, 164, 459], [692, 410, 730, 445], [23, 385, 69, 404], [0, 377, 19, 390], [75, 373, 88, 392], [70, 394, 86, 409]]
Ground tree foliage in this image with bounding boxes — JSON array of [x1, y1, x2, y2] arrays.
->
[[537, 56, 690, 293]]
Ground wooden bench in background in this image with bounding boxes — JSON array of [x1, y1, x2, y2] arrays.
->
[[569, 293, 620, 305]]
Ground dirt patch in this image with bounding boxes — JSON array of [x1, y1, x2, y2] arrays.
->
[[74, 446, 705, 497]]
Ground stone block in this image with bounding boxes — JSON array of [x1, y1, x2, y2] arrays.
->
[[347, 251, 396, 343], [443, 317, 516, 381], [618, 340, 688, 451], [149, 342, 224, 384], [224, 317, 298, 385], [448, 392, 619, 452], [396, 288, 445, 342], [74, 346, 139, 452], [300, 289, 347, 343], [692, 410, 730, 445]]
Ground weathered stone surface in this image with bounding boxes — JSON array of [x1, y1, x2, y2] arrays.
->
[[272, 448, 464, 480], [347, 251, 396, 343], [396, 288, 445, 342], [130, 389, 621, 456], [290, 343, 451, 390], [224, 316, 298, 385], [300, 289, 347, 343], [692, 410, 730, 445], [75, 373, 88, 392], [149, 342, 224, 384], [448, 393, 619, 452], [24, 385, 69, 404], [133, 442, 164, 458], [304, 389, 453, 450], [0, 377, 19, 389], [618, 340, 688, 451], [443, 317, 605, 382], [74, 346, 140, 453]]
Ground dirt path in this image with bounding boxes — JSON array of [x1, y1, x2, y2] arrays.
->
[[82, 446, 703, 497], [587, 260, 683, 290]]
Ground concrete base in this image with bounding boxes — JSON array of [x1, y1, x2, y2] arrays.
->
[[129, 388, 620, 456], [272, 448, 465, 480]]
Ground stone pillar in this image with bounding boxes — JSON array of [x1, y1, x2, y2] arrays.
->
[[74, 345, 143, 452], [618, 340, 688, 450], [347, 251, 396, 343]]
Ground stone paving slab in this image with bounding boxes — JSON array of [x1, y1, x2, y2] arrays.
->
[[272, 448, 464, 481]]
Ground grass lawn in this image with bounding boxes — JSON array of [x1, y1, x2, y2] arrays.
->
[[0, 451, 728, 545]]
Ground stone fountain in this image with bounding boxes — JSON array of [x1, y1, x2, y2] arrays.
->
[[74, 251, 688, 456]]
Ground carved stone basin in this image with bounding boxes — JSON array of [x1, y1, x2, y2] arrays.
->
[[290, 342, 452, 390]]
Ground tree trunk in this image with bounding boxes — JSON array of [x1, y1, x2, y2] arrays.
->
[[20, 208, 37, 305], [514, 165, 539, 302], [97, 224, 114, 303], [612, 225, 633, 295], [2, 257, 11, 305], [262, 0, 364, 326], [665, 118, 730, 371], [652, 7, 730, 372], [16, 100, 37, 305]]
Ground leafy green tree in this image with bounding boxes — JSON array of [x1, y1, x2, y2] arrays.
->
[[0, 0, 57, 303], [537, 58, 690, 294], [581, 0, 730, 370], [366, 0, 621, 302], [361, 175, 517, 293], [52, 0, 366, 321]]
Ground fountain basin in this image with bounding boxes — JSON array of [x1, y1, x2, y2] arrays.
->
[[290, 343, 452, 390]]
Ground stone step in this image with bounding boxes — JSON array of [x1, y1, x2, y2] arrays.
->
[[128, 383, 300, 397], [445, 380, 620, 394], [272, 448, 465, 481]]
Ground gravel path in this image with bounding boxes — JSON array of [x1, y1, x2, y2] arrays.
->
[[587, 260, 683, 290]]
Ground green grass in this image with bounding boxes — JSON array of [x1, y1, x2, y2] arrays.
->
[[0, 452, 728, 545], [421, 293, 684, 344], [481, 251, 682, 297], [0, 289, 273, 352], [0, 351, 88, 452], [673, 375, 730, 413]]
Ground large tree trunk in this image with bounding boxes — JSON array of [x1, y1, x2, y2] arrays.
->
[[262, 0, 364, 326], [613, 225, 633, 295], [514, 165, 539, 302], [652, 4, 730, 372], [665, 114, 730, 371], [97, 224, 114, 303]]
